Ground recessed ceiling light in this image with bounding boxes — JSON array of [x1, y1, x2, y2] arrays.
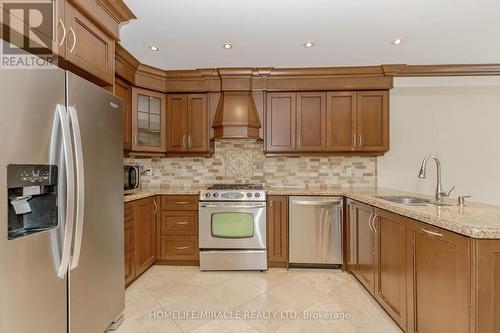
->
[[223, 43, 232, 49], [304, 41, 314, 48], [391, 38, 404, 45], [148, 45, 160, 52]]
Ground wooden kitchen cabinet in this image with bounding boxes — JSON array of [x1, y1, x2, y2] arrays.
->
[[296, 92, 327, 151], [265, 90, 389, 154], [131, 87, 166, 153], [166, 94, 209, 154], [267, 196, 289, 268], [124, 202, 135, 286], [374, 208, 408, 330], [326, 92, 357, 151], [158, 195, 199, 264], [406, 221, 470, 333], [63, 2, 115, 85], [134, 197, 157, 277], [351, 200, 376, 294], [356, 91, 389, 151], [266, 92, 296, 152], [115, 77, 132, 151]]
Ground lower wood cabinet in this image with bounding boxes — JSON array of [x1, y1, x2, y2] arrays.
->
[[407, 221, 470, 333], [267, 196, 289, 268], [157, 195, 199, 264], [124, 197, 157, 286], [346, 199, 500, 333], [134, 197, 157, 276], [350, 200, 376, 293], [374, 208, 408, 330], [347, 200, 412, 332]]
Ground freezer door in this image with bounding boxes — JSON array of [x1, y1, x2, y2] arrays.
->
[[0, 67, 68, 333], [66, 72, 124, 333], [289, 196, 343, 265]]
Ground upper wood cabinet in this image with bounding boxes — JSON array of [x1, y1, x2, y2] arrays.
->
[[63, 2, 114, 85], [326, 92, 357, 151], [265, 90, 389, 154], [296, 92, 327, 151], [131, 87, 166, 153], [115, 77, 132, 151], [267, 196, 289, 268], [266, 92, 297, 152], [356, 91, 389, 151], [166, 94, 209, 154]]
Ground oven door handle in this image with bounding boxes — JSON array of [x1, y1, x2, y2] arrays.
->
[[200, 204, 266, 209]]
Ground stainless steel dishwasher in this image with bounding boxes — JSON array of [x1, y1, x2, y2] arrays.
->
[[289, 196, 343, 267]]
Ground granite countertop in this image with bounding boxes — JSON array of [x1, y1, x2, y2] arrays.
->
[[124, 186, 500, 239]]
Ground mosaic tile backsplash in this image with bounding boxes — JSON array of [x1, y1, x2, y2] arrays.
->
[[125, 140, 377, 189]]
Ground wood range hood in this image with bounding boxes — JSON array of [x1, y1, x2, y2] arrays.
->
[[212, 68, 263, 139]]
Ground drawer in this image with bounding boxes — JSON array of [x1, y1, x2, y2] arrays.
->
[[160, 235, 199, 260], [161, 211, 198, 235], [161, 195, 198, 211], [124, 220, 134, 251], [124, 204, 134, 221]]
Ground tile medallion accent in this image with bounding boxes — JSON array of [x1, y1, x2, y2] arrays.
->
[[225, 149, 254, 177]]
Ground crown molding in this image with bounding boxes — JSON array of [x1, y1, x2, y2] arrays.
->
[[115, 43, 140, 83], [383, 64, 500, 76]]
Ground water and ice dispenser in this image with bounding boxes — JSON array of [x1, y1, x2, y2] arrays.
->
[[7, 164, 58, 239]]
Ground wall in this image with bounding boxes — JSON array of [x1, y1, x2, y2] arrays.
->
[[126, 140, 376, 189], [378, 76, 500, 205]]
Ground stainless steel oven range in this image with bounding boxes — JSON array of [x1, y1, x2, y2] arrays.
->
[[199, 184, 267, 271]]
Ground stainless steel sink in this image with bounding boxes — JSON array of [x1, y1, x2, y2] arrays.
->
[[376, 195, 452, 207]]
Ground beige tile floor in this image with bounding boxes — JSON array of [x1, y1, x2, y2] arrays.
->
[[115, 266, 402, 333]]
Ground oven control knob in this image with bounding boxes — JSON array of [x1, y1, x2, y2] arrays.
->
[[213, 193, 219, 198], [205, 193, 210, 198], [255, 192, 261, 198], [247, 193, 252, 198]]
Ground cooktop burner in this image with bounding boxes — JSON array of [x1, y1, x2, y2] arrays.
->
[[207, 184, 264, 190]]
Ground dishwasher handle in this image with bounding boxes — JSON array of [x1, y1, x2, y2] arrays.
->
[[290, 199, 342, 206]]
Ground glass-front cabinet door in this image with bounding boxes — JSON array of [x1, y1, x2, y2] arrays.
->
[[131, 87, 166, 153]]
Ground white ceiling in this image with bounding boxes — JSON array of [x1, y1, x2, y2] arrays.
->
[[120, 0, 500, 70]]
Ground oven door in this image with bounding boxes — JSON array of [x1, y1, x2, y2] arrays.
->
[[199, 201, 266, 250]]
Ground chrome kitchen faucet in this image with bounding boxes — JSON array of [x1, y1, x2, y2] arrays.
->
[[418, 154, 455, 202]]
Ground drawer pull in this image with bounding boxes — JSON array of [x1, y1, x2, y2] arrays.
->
[[175, 246, 188, 250], [175, 221, 189, 225], [175, 202, 189, 205], [421, 228, 443, 237]]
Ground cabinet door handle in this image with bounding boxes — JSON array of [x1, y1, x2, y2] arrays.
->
[[353, 133, 357, 147], [175, 246, 188, 250], [175, 221, 189, 225], [58, 19, 67, 46], [298, 134, 301, 147], [187, 135, 192, 149], [368, 213, 374, 232], [372, 214, 377, 233], [175, 201, 189, 205], [153, 201, 158, 215], [358, 134, 362, 147], [421, 228, 443, 237], [182, 135, 186, 148], [69, 27, 77, 53]]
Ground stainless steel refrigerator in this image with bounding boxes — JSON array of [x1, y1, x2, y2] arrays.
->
[[0, 64, 124, 332]]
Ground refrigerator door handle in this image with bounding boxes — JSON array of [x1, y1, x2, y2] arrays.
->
[[56, 104, 76, 278], [68, 106, 85, 270]]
